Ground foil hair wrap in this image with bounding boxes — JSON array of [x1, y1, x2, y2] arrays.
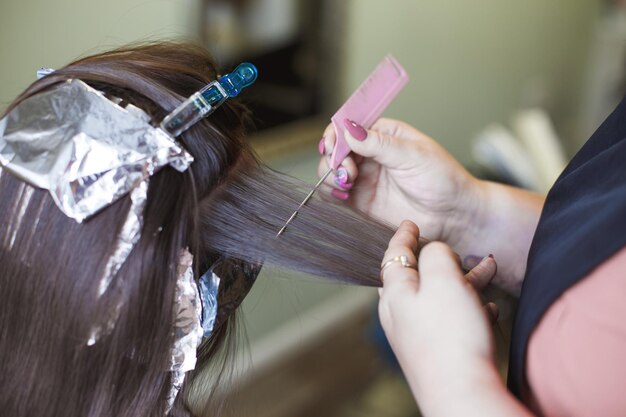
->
[[0, 79, 193, 223], [167, 249, 204, 413], [87, 180, 148, 345], [198, 267, 220, 338]]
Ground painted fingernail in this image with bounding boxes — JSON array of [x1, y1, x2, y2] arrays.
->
[[335, 167, 349, 183], [479, 254, 493, 263], [334, 178, 353, 189], [343, 118, 367, 141], [488, 303, 499, 320], [331, 189, 350, 200], [318, 137, 325, 155], [334, 168, 353, 189]]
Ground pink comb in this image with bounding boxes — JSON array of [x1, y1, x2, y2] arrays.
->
[[329, 54, 409, 169], [276, 55, 408, 237]]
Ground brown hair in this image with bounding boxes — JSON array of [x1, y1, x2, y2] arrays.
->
[[0, 42, 393, 417]]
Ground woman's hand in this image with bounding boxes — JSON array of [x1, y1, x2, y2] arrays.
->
[[318, 118, 480, 242], [379, 221, 497, 386], [378, 221, 532, 417], [318, 118, 545, 294]]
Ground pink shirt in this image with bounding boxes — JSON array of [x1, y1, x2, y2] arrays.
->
[[526, 245, 626, 417]]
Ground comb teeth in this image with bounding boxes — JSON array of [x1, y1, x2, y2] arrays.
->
[[329, 55, 409, 170]]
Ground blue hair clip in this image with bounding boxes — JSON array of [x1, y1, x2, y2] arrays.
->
[[160, 62, 258, 137]]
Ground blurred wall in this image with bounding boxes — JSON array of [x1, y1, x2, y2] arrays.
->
[[0, 0, 202, 109], [339, 0, 601, 164]]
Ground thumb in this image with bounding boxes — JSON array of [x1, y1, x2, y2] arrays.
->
[[341, 118, 410, 168]]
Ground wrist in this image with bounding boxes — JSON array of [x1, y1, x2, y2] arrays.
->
[[441, 175, 490, 248], [444, 179, 545, 294], [408, 354, 505, 416]]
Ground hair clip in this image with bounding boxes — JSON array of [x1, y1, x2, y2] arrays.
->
[[36, 67, 55, 79], [160, 62, 258, 137]]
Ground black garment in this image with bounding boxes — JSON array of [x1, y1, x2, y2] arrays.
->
[[508, 97, 626, 399]]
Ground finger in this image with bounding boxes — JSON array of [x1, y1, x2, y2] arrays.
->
[[371, 118, 429, 142], [317, 155, 331, 178], [483, 302, 499, 324], [316, 164, 352, 201], [380, 221, 420, 292], [319, 187, 350, 202], [342, 119, 412, 168], [318, 156, 359, 190], [464, 255, 497, 291], [331, 158, 359, 190], [382, 220, 420, 264], [417, 242, 465, 288], [319, 123, 337, 156], [317, 132, 359, 190]]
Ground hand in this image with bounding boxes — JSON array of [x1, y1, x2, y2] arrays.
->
[[318, 118, 545, 295], [318, 118, 480, 242], [378, 221, 498, 403], [378, 220, 532, 417]]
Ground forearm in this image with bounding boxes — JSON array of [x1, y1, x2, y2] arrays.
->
[[406, 356, 534, 417], [446, 180, 545, 295]]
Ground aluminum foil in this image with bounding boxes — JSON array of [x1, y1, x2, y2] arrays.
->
[[198, 267, 220, 338], [166, 249, 204, 413], [87, 179, 148, 345], [0, 79, 193, 223]]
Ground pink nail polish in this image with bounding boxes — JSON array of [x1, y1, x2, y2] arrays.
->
[[334, 167, 353, 189], [318, 137, 325, 155], [343, 118, 367, 141], [331, 189, 350, 200], [334, 176, 354, 189]]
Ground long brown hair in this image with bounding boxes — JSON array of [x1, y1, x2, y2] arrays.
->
[[0, 42, 393, 417]]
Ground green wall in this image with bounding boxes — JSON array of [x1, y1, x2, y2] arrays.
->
[[0, 0, 202, 109], [340, 0, 600, 163]]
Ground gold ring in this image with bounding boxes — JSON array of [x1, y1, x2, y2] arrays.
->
[[380, 255, 417, 281]]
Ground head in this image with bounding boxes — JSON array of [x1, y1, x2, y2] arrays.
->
[[0, 42, 393, 417]]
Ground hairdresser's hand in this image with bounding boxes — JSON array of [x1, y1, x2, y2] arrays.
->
[[379, 221, 497, 372], [318, 118, 546, 295], [318, 118, 480, 243], [378, 221, 510, 417]]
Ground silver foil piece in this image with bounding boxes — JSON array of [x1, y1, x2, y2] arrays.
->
[[98, 179, 148, 297], [166, 249, 204, 413], [198, 268, 220, 338], [87, 179, 148, 345], [0, 79, 193, 223]]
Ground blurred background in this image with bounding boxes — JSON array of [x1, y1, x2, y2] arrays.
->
[[2, 0, 626, 415]]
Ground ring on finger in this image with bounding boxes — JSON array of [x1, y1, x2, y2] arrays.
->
[[380, 255, 418, 281]]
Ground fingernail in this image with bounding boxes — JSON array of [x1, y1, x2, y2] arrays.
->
[[334, 178, 353, 189], [334, 168, 353, 189], [331, 189, 350, 200], [335, 167, 349, 183], [488, 303, 499, 320], [343, 118, 367, 141], [318, 137, 325, 155]]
